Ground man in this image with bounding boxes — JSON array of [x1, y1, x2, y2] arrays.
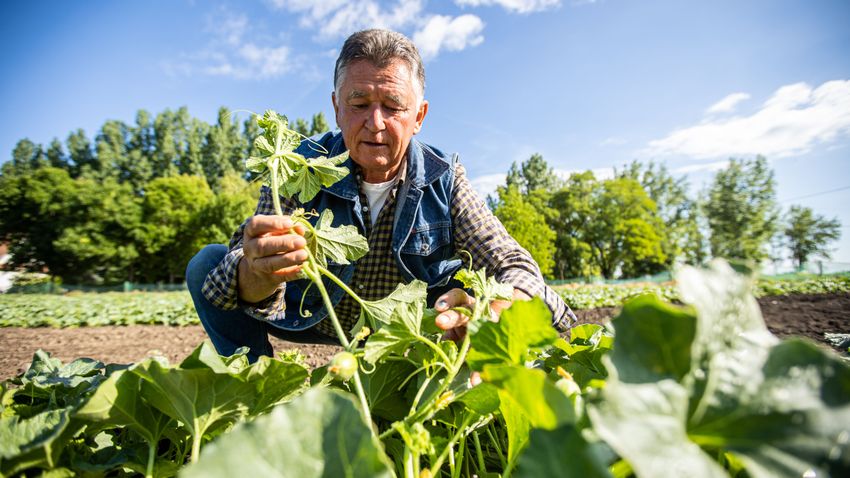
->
[[186, 29, 574, 361]]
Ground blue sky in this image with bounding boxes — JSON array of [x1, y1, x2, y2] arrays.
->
[[2, 0, 849, 266]]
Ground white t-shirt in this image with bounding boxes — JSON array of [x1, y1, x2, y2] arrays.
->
[[361, 177, 398, 225]]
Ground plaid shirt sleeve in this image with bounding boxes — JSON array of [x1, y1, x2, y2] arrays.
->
[[451, 163, 576, 331], [201, 185, 296, 320]]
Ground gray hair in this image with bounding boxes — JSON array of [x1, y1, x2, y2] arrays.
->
[[334, 29, 426, 101]]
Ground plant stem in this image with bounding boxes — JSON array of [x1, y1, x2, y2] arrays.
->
[[473, 430, 486, 474], [304, 261, 373, 426], [430, 414, 473, 474], [146, 441, 156, 478], [610, 459, 633, 478], [270, 157, 283, 216], [190, 431, 202, 463], [316, 263, 367, 307]]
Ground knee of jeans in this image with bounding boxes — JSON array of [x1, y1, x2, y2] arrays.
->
[[186, 244, 228, 292]]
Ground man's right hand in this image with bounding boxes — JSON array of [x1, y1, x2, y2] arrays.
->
[[237, 215, 308, 303]]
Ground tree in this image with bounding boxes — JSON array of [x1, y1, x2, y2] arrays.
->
[[504, 153, 561, 195], [617, 160, 705, 266], [783, 205, 841, 269], [586, 178, 667, 278], [494, 185, 556, 277], [310, 112, 330, 136], [66, 129, 95, 177], [548, 174, 667, 279], [137, 175, 214, 282], [46, 138, 69, 170], [549, 171, 599, 279], [703, 156, 779, 263]]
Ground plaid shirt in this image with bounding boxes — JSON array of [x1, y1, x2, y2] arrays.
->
[[202, 161, 575, 335]]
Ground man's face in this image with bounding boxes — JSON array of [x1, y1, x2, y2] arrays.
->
[[333, 59, 428, 183]]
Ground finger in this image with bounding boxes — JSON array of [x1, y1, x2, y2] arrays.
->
[[435, 288, 475, 311], [442, 325, 467, 342], [435, 309, 470, 331], [251, 234, 307, 259], [270, 265, 303, 281], [249, 249, 309, 274], [245, 215, 297, 239]]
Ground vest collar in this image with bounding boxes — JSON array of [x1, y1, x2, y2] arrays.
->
[[323, 135, 449, 201]]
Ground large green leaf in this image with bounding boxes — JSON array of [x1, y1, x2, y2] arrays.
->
[[12, 350, 105, 415], [360, 359, 417, 421], [608, 294, 697, 383], [589, 261, 850, 478], [549, 324, 613, 389], [588, 380, 727, 478], [239, 355, 309, 415], [131, 359, 253, 460], [482, 364, 574, 430], [281, 153, 349, 203], [0, 407, 76, 476], [75, 368, 172, 446], [498, 389, 530, 469], [363, 299, 426, 364], [182, 388, 394, 478], [467, 298, 558, 370], [688, 339, 850, 478], [354, 280, 428, 335], [515, 425, 613, 478], [310, 209, 369, 267]]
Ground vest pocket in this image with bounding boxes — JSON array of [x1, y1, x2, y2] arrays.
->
[[401, 222, 451, 256]]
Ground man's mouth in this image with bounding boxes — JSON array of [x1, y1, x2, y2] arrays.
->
[[362, 141, 387, 148]]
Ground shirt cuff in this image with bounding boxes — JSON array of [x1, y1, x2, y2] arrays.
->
[[201, 247, 288, 321], [497, 268, 576, 332]]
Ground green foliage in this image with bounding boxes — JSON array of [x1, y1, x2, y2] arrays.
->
[[494, 185, 557, 277], [556, 274, 850, 310], [0, 106, 323, 285], [617, 160, 707, 267], [0, 291, 197, 327], [2, 263, 848, 477], [783, 204, 842, 269], [704, 156, 779, 263], [183, 388, 394, 478]]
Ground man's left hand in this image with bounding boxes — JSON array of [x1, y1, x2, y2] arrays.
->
[[434, 288, 531, 341]]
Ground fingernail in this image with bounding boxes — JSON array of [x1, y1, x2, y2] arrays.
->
[[436, 299, 447, 309]]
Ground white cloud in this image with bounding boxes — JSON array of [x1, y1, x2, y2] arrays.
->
[[706, 92, 750, 114], [268, 0, 425, 40], [455, 0, 561, 14], [413, 15, 485, 60], [645, 80, 850, 160], [165, 9, 294, 80], [470, 173, 506, 200], [672, 160, 730, 174]]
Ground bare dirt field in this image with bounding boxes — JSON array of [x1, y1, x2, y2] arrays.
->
[[1, 293, 847, 381]]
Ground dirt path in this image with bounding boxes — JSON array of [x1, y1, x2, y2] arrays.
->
[[1, 293, 847, 380]]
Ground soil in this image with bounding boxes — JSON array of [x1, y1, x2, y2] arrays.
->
[[1, 293, 848, 381]]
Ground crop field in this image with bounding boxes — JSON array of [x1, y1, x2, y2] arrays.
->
[[1, 262, 848, 477], [1, 275, 847, 328]]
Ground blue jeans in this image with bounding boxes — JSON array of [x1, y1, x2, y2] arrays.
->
[[186, 244, 340, 362]]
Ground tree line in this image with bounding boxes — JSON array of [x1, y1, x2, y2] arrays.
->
[[0, 106, 841, 284], [492, 154, 842, 280], [0, 107, 329, 284]]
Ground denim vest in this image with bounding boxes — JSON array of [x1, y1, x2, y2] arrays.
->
[[270, 131, 463, 331]]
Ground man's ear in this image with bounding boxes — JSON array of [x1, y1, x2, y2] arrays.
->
[[332, 91, 340, 125], [413, 99, 429, 134]]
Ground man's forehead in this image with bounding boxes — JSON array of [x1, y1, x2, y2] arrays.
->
[[340, 60, 416, 92]]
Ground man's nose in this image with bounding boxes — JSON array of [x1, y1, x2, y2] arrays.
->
[[365, 105, 385, 132]]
